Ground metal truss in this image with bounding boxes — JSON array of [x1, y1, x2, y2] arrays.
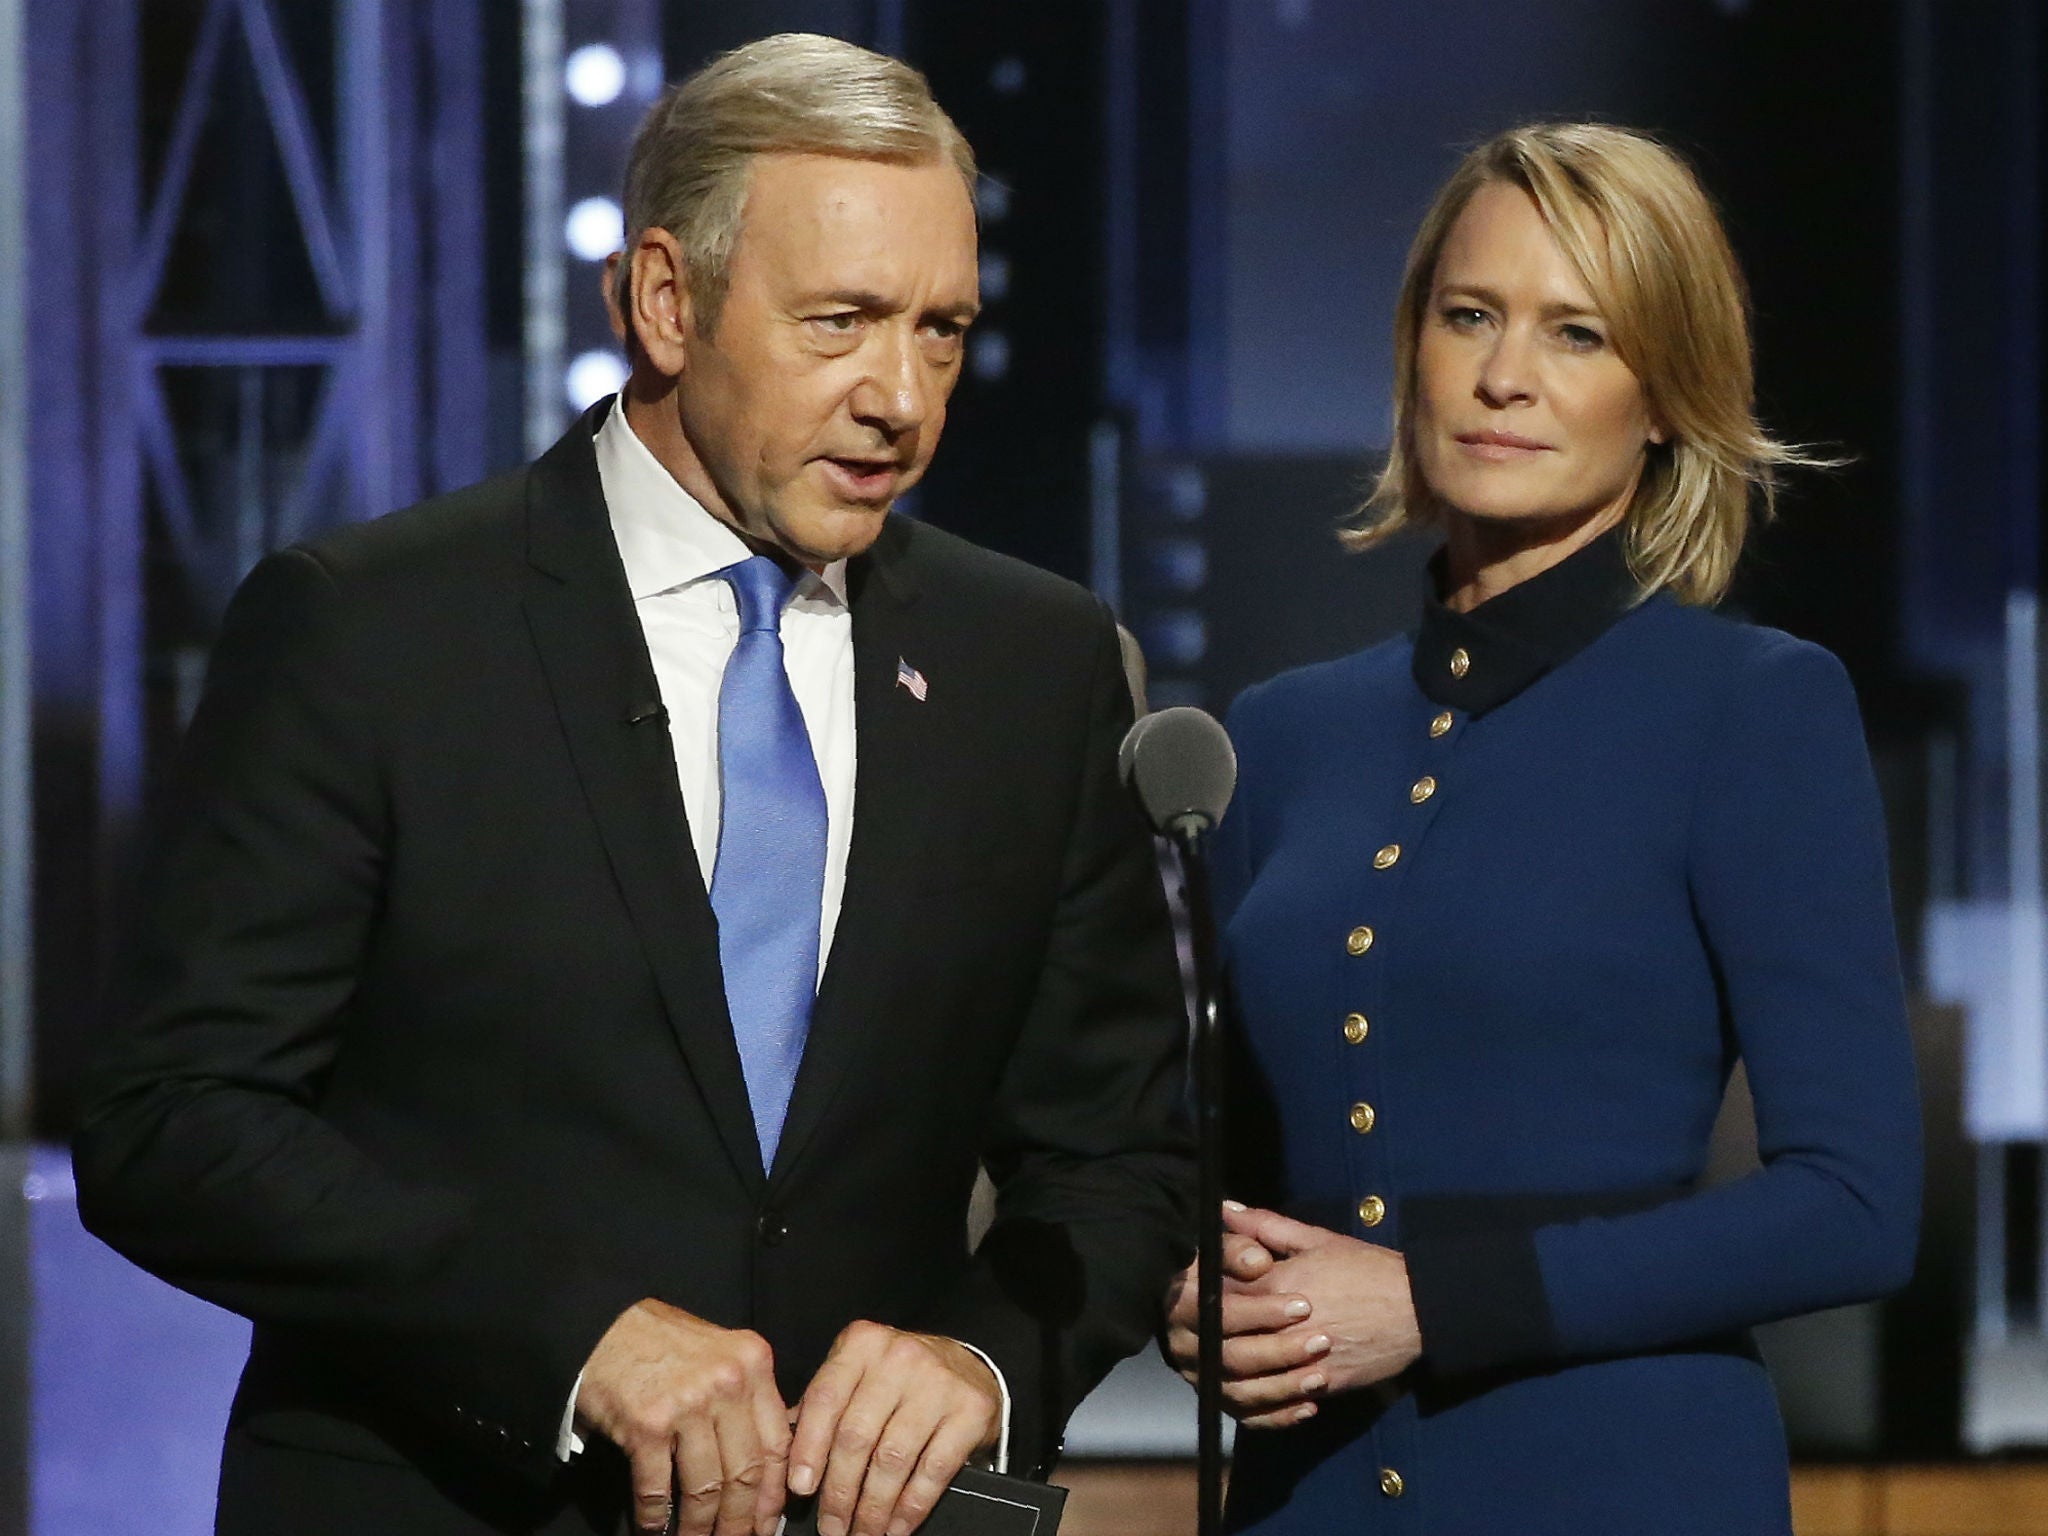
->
[[18, 0, 487, 1130]]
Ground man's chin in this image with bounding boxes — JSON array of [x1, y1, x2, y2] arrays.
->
[[777, 504, 892, 567]]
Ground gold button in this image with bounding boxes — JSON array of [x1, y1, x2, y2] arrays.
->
[[1357, 1194, 1386, 1226], [1349, 1102, 1376, 1134], [1342, 1012, 1369, 1044], [1373, 844, 1401, 870], [1345, 925, 1374, 956], [1429, 710, 1453, 738], [1379, 1468, 1405, 1498], [1449, 647, 1470, 679], [1409, 776, 1437, 804]]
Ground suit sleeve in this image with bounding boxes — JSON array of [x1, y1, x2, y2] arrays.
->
[[71, 548, 641, 1471], [914, 603, 1196, 1476], [1406, 637, 1922, 1374]]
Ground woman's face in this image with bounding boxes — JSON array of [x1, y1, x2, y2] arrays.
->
[[1412, 181, 1663, 533]]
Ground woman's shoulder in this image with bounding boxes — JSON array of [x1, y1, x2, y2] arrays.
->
[[1630, 596, 1862, 735], [1223, 633, 1414, 742]]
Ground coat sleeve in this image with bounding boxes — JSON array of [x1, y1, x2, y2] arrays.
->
[[71, 547, 642, 1472], [1406, 636, 1922, 1374], [913, 603, 1197, 1476]]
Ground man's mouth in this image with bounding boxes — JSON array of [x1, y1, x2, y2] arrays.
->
[[819, 457, 901, 503]]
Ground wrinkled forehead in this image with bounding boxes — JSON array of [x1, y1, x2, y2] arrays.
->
[[733, 152, 977, 293]]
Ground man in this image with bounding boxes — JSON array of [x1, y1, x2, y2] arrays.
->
[[73, 33, 1192, 1536]]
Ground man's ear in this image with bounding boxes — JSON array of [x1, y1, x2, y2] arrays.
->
[[624, 229, 694, 378], [601, 252, 627, 344]]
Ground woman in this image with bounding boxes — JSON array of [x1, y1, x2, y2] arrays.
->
[[1165, 124, 1920, 1534]]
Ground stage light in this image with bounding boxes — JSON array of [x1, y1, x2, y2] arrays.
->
[[565, 349, 627, 410], [564, 196, 624, 262], [565, 43, 626, 107], [976, 175, 1012, 223], [978, 252, 1011, 301], [970, 331, 1010, 382]]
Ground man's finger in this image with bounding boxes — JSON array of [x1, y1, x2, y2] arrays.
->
[[789, 1352, 864, 1500], [887, 1405, 984, 1536], [629, 1441, 676, 1536], [673, 1412, 725, 1536], [750, 1379, 794, 1536], [711, 1402, 768, 1536], [850, 1395, 940, 1536], [816, 1371, 895, 1536]]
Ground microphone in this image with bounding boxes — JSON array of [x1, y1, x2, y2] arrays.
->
[[1118, 703, 1237, 1536], [1118, 706, 1238, 844], [624, 701, 668, 727]]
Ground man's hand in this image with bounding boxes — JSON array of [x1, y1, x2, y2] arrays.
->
[[788, 1320, 1001, 1536], [575, 1299, 791, 1536]]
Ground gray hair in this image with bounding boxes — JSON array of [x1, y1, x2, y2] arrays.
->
[[614, 33, 976, 339]]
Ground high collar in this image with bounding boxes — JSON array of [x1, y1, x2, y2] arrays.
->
[[595, 394, 849, 608], [1411, 530, 1643, 716]]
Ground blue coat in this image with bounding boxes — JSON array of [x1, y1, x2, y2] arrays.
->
[[1211, 568, 1920, 1535]]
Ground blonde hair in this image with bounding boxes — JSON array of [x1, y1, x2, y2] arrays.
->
[[615, 33, 976, 338], [1347, 122, 1821, 606]]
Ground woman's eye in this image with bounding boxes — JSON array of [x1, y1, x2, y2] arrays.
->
[[1441, 306, 1487, 330], [1559, 323, 1604, 350]]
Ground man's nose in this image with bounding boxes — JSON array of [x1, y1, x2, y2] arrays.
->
[[849, 327, 928, 434]]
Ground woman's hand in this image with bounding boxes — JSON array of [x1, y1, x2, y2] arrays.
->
[[1215, 1204, 1421, 1424], [1159, 1213, 1329, 1429]]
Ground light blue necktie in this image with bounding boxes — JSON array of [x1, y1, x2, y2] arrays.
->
[[709, 555, 827, 1167]]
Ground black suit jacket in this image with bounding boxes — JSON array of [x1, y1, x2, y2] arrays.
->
[[73, 407, 1195, 1535]]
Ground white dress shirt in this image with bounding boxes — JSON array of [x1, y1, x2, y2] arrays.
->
[[599, 397, 857, 968], [556, 400, 1009, 1471]]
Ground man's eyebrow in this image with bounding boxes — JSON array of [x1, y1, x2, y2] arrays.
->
[[813, 289, 893, 313], [807, 290, 981, 324], [1435, 282, 1602, 321]]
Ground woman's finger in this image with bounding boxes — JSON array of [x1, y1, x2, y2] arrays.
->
[[1236, 1401, 1320, 1431], [1221, 1329, 1329, 1379], [1221, 1362, 1330, 1412], [1222, 1204, 1332, 1257], [1221, 1232, 1276, 1280]]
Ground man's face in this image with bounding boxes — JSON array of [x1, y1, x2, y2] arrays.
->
[[670, 152, 980, 566]]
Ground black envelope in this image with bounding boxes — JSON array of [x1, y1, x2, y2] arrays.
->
[[781, 1467, 1066, 1535]]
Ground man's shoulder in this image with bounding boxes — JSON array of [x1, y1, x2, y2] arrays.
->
[[869, 516, 1105, 631], [292, 464, 534, 595]]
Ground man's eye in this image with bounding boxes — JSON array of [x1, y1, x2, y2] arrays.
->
[[811, 313, 862, 334]]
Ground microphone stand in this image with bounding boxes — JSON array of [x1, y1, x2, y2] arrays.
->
[[1167, 813, 1226, 1536]]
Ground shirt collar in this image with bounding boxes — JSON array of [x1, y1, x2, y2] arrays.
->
[[594, 395, 849, 607], [1411, 529, 1642, 716]]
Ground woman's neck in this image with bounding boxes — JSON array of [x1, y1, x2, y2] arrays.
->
[[1439, 504, 1626, 613]]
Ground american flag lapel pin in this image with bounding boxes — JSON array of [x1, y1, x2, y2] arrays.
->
[[894, 656, 929, 702]]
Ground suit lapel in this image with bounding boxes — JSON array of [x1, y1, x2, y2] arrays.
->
[[520, 408, 767, 1194], [771, 526, 939, 1185]]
